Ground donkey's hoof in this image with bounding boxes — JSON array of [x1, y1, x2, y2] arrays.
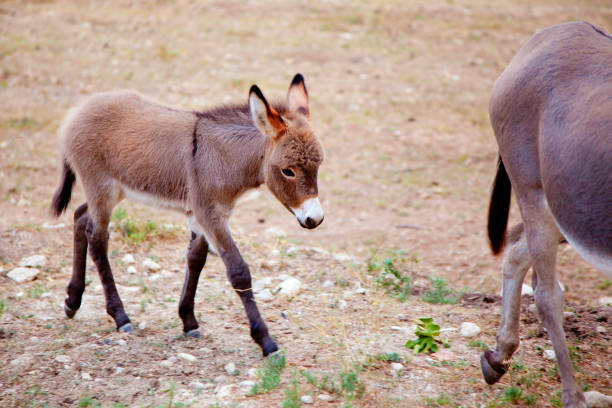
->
[[64, 302, 77, 319], [118, 323, 134, 333], [185, 329, 201, 338], [262, 339, 279, 357], [480, 350, 507, 385]]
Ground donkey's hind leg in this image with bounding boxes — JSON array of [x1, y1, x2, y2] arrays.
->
[[64, 203, 89, 318], [178, 232, 209, 338], [482, 223, 532, 384]]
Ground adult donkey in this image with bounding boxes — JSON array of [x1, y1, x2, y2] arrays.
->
[[50, 74, 324, 356], [482, 22, 612, 407]]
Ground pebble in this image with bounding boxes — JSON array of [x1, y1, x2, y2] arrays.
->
[[318, 394, 332, 402], [19, 255, 46, 268], [160, 360, 173, 368], [115, 367, 124, 374], [239, 380, 255, 388], [127, 266, 137, 274], [216, 384, 236, 398], [7, 267, 39, 283], [81, 372, 92, 381], [117, 339, 127, 346], [599, 297, 612, 306], [178, 352, 197, 362], [264, 227, 286, 238], [301, 395, 314, 404], [55, 355, 71, 363], [391, 363, 404, 371], [321, 280, 334, 289], [543, 349, 556, 361], [460, 322, 481, 337], [247, 368, 258, 378], [142, 258, 161, 271], [253, 277, 272, 293], [224, 362, 237, 375], [276, 277, 301, 296], [596, 325, 606, 334], [122, 254, 136, 264], [189, 381, 205, 392], [138, 321, 146, 330]]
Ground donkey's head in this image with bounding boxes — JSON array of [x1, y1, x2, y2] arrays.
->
[[249, 74, 324, 229]]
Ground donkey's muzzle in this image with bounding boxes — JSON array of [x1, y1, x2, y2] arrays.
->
[[293, 197, 324, 229]]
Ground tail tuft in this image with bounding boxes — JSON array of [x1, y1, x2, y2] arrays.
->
[[487, 157, 512, 254], [50, 161, 76, 217]]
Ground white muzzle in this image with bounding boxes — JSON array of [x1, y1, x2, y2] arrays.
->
[[292, 197, 324, 229]]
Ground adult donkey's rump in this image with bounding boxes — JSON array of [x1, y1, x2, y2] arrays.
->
[[482, 22, 612, 408], [51, 74, 324, 356]]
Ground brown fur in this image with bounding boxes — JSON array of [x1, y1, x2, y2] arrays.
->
[[483, 22, 612, 407], [51, 74, 323, 356]]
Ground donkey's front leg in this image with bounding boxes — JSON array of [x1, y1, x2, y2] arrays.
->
[[86, 220, 132, 332], [178, 232, 209, 338]]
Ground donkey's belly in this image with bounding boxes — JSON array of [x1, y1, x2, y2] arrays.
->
[[556, 223, 612, 276], [119, 182, 189, 213]]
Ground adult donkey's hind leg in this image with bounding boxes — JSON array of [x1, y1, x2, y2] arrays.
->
[[521, 194, 585, 408], [64, 203, 90, 318], [178, 232, 209, 338]]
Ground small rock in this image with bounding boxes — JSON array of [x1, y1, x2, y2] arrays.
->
[[318, 394, 332, 402], [354, 282, 367, 294], [117, 339, 127, 346], [160, 360, 173, 368], [584, 391, 612, 408], [127, 266, 137, 274], [178, 352, 197, 362], [265, 227, 286, 238], [7, 267, 39, 283], [81, 372, 92, 381], [216, 384, 236, 398], [460, 322, 481, 337], [122, 254, 136, 264], [596, 325, 606, 334], [276, 277, 301, 296], [19, 255, 46, 268], [138, 321, 146, 330], [55, 355, 71, 363], [390, 363, 404, 371], [189, 381, 205, 392], [115, 367, 124, 374], [224, 362, 237, 375], [338, 300, 348, 310], [301, 395, 314, 404], [599, 297, 612, 306], [253, 277, 272, 292], [321, 280, 334, 289], [247, 368, 258, 378], [142, 258, 161, 271], [239, 380, 255, 388], [543, 349, 556, 361]]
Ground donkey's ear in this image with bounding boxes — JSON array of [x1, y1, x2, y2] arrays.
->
[[249, 85, 285, 139], [287, 73, 309, 118]]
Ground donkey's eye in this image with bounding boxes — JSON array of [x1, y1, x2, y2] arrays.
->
[[281, 168, 295, 178]]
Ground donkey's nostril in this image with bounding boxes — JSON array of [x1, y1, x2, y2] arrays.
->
[[305, 217, 315, 228]]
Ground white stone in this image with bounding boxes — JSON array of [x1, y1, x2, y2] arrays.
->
[[301, 395, 314, 404], [189, 381, 205, 391], [122, 254, 136, 264], [7, 267, 39, 283], [55, 355, 71, 363], [333, 253, 354, 263], [142, 258, 161, 271], [460, 322, 481, 337], [178, 352, 197, 362], [318, 394, 332, 401], [117, 339, 127, 346], [275, 277, 301, 296], [255, 289, 274, 301], [599, 297, 612, 306], [338, 300, 348, 310], [216, 384, 236, 398], [81, 372, 92, 381], [391, 363, 404, 371], [584, 391, 612, 407], [224, 362, 237, 375], [127, 266, 137, 274], [239, 380, 255, 388], [253, 277, 272, 292], [247, 368, 258, 378], [322, 280, 334, 289], [115, 367, 124, 374], [19, 255, 46, 268], [160, 360, 173, 368], [543, 349, 556, 361], [264, 227, 286, 238], [138, 321, 146, 330]]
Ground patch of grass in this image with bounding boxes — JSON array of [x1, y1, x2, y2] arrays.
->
[[27, 284, 47, 298], [468, 340, 488, 350], [281, 370, 301, 408], [374, 258, 411, 302], [78, 395, 102, 408], [550, 391, 562, 407], [301, 367, 365, 406], [406, 317, 443, 354], [422, 277, 460, 305], [0, 298, 6, 317], [111, 207, 157, 243], [502, 386, 523, 403], [374, 352, 402, 363], [250, 352, 286, 395], [598, 279, 611, 290], [425, 392, 452, 406]]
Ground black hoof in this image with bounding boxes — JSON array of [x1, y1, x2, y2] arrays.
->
[[64, 301, 77, 319], [262, 338, 279, 357], [185, 329, 201, 338], [481, 350, 507, 385], [118, 323, 134, 333]]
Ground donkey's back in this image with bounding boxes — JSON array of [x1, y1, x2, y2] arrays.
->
[[490, 21, 612, 272]]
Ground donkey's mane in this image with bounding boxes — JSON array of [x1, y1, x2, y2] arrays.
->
[[195, 101, 288, 127]]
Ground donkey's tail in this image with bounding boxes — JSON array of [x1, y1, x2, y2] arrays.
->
[[50, 160, 76, 217], [487, 156, 512, 254]]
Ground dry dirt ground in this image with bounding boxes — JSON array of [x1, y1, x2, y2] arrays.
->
[[1, 1, 611, 407]]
